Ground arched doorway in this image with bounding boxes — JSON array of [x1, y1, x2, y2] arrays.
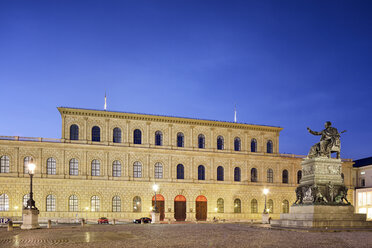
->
[[174, 195, 186, 221], [195, 195, 207, 221], [152, 194, 165, 221]]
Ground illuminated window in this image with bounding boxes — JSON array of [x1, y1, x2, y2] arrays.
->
[[133, 162, 142, 178], [69, 195, 78, 212], [251, 199, 258, 213], [154, 162, 163, 179], [0, 155, 10, 173], [112, 196, 121, 212], [267, 168, 273, 183], [69, 158, 78, 176], [91, 160, 100, 176], [112, 160, 121, 177], [46, 195, 56, 212], [217, 198, 224, 213], [0, 194, 9, 211], [46, 157, 56, 175], [91, 196, 100, 212], [234, 199, 241, 213]]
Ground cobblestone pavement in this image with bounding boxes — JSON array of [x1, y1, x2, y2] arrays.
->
[[1, 223, 372, 248]]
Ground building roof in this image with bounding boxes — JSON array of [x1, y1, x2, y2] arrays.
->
[[354, 157, 372, 168], [58, 107, 283, 132]]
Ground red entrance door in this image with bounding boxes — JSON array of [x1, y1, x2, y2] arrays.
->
[[174, 195, 186, 221], [196, 195, 207, 221], [152, 194, 165, 221]]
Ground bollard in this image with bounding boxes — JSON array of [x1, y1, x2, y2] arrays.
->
[[7, 221, 13, 231], [47, 220, 52, 229], [113, 219, 116, 225]]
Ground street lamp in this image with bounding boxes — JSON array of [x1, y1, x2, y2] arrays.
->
[[263, 189, 269, 214], [152, 184, 159, 213], [25, 163, 37, 210]]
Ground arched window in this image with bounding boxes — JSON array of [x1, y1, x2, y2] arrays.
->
[[251, 168, 258, 182], [46, 157, 56, 175], [113, 127, 122, 143], [23, 194, 30, 208], [297, 170, 302, 184], [91, 196, 100, 212], [282, 170, 288, 184], [91, 160, 100, 176], [267, 168, 273, 183], [133, 161, 142, 178], [69, 158, 78, 176], [177, 164, 184, 179], [234, 167, 241, 182], [268, 199, 274, 213], [198, 134, 205, 149], [198, 165, 205, 180], [133, 196, 141, 212], [217, 198, 224, 213], [341, 173, 344, 183], [69, 195, 78, 212], [251, 139, 257, 152], [267, 140, 273, 153], [251, 199, 258, 213], [24, 156, 33, 174], [70, 124, 79, 140], [177, 132, 184, 147], [112, 196, 121, 212], [46, 195, 56, 212], [217, 166, 224, 181], [234, 137, 241, 151], [0, 194, 9, 211], [282, 200, 289, 213], [112, 160, 121, 177], [217, 136, 224, 150], [0, 155, 10, 173], [155, 131, 163, 146], [234, 199, 241, 213], [154, 162, 163, 179], [133, 129, 142, 144], [92, 126, 100, 142]]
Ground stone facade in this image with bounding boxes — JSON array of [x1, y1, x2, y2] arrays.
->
[[0, 107, 355, 221]]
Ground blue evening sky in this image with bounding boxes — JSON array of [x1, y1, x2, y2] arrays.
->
[[0, 0, 371, 160]]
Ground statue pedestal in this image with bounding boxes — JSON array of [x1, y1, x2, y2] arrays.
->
[[151, 211, 160, 224], [262, 213, 270, 224], [272, 158, 372, 229], [271, 205, 372, 228], [21, 209, 40, 230]]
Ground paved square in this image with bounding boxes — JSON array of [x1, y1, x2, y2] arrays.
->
[[1, 223, 372, 247]]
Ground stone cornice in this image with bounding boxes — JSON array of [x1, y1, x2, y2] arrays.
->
[[58, 107, 283, 133]]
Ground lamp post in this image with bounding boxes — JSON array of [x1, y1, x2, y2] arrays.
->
[[152, 184, 159, 213], [21, 163, 40, 229], [151, 184, 160, 223], [263, 188, 269, 214], [26, 163, 37, 209]]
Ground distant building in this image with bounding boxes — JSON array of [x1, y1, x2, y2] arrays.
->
[[0, 107, 355, 221], [354, 157, 372, 219]]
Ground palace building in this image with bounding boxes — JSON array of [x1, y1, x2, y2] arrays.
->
[[0, 107, 355, 221]]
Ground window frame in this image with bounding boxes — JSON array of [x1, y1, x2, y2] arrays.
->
[[91, 159, 100, 176], [133, 161, 142, 178], [217, 166, 224, 181], [92, 126, 101, 142], [46, 157, 56, 175], [0, 155, 10, 173], [113, 127, 122, 143]]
